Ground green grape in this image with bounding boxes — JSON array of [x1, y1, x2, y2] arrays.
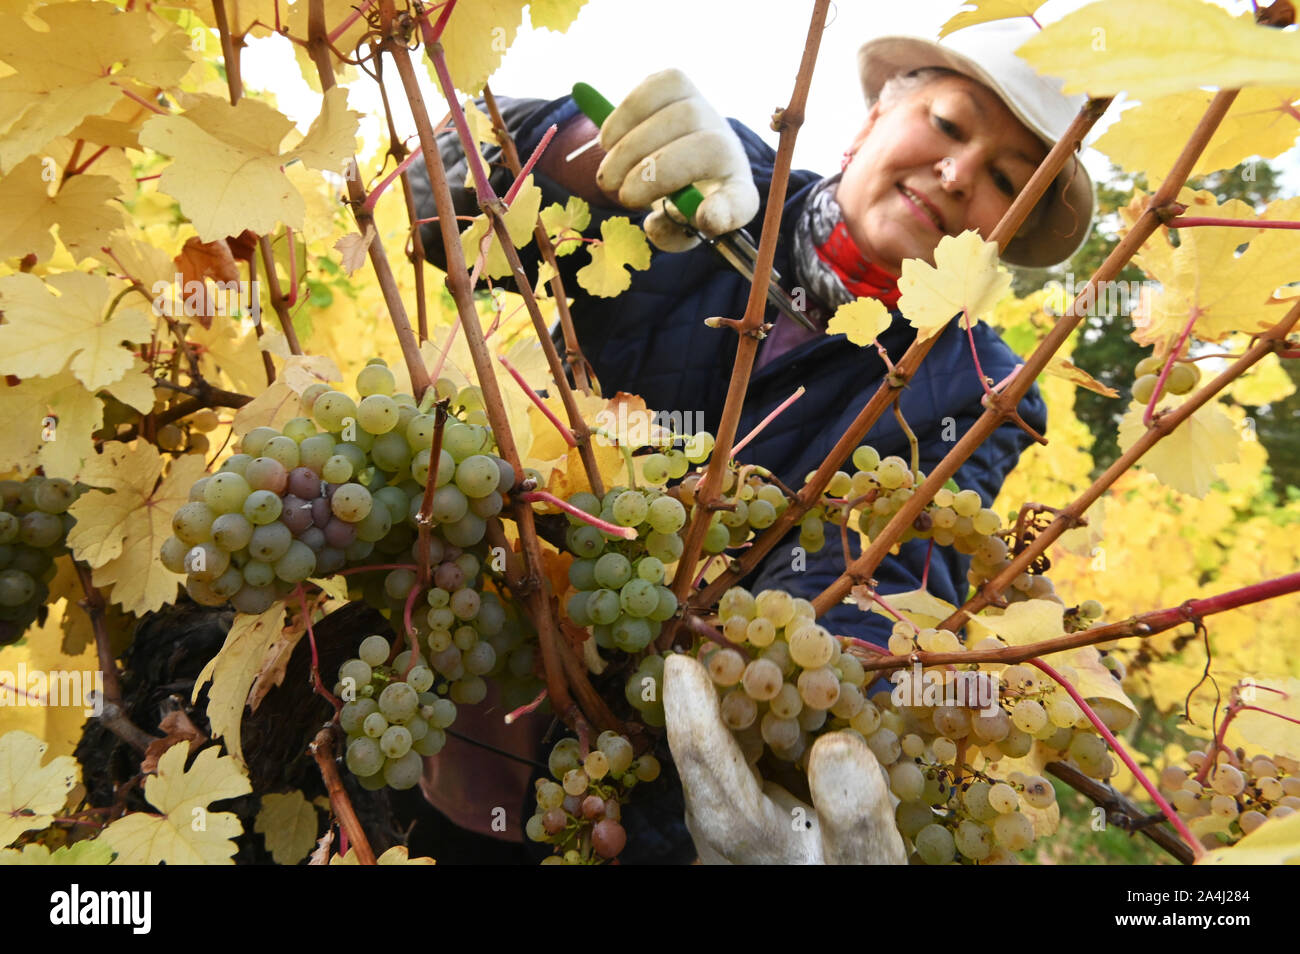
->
[[441, 423, 482, 461], [172, 502, 216, 545], [454, 455, 500, 498], [331, 484, 373, 522], [1166, 362, 1199, 395], [383, 750, 424, 789], [915, 823, 956, 865], [953, 489, 982, 518], [635, 556, 665, 584], [299, 434, 336, 474], [320, 455, 353, 484], [852, 445, 881, 472], [703, 521, 730, 554], [564, 492, 601, 525], [313, 391, 358, 432], [33, 478, 76, 514], [357, 394, 399, 435], [380, 724, 413, 759], [612, 490, 649, 527], [300, 382, 330, 412], [242, 490, 283, 526], [645, 530, 684, 564], [619, 578, 659, 617], [641, 454, 670, 485], [370, 432, 411, 473], [379, 681, 419, 723], [356, 363, 397, 397], [684, 431, 715, 463], [261, 436, 301, 470], [203, 473, 250, 515], [359, 634, 391, 667], [19, 512, 62, 549], [442, 513, 485, 547], [594, 552, 632, 589], [747, 498, 776, 528], [1133, 354, 1164, 378], [274, 540, 317, 583], [587, 589, 621, 626], [649, 586, 677, 622], [612, 616, 654, 652], [240, 426, 281, 458], [1132, 374, 1159, 404], [954, 819, 992, 860], [567, 524, 604, 558], [664, 449, 689, 479], [346, 736, 384, 777]]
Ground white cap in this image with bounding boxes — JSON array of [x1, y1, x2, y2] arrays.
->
[[858, 19, 1095, 268]]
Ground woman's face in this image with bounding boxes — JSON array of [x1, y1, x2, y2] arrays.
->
[[836, 74, 1048, 276]]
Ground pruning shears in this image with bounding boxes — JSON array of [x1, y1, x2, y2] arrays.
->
[[571, 82, 817, 333]]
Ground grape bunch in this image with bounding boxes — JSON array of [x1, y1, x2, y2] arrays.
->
[[0, 476, 82, 644], [161, 362, 512, 617], [336, 633, 456, 790], [525, 733, 660, 864], [1160, 746, 1300, 844], [1131, 353, 1201, 406]]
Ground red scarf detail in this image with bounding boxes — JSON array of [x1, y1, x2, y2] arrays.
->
[[814, 221, 901, 309]]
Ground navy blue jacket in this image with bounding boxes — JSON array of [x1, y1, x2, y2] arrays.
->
[[411, 94, 1047, 649]]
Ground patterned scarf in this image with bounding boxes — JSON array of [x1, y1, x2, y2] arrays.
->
[[792, 173, 902, 314]]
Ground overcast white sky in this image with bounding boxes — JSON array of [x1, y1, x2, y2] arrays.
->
[[241, 0, 1299, 193]]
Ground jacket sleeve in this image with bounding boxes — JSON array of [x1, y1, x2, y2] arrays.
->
[[745, 380, 1047, 650]]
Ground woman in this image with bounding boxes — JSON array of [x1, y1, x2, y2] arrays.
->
[[408, 18, 1095, 862]]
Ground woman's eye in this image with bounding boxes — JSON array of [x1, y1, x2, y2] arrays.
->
[[934, 114, 959, 137], [994, 171, 1017, 197]]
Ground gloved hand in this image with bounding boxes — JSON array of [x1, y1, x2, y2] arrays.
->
[[595, 69, 759, 253], [663, 653, 907, 864]]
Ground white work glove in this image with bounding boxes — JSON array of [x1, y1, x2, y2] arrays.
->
[[663, 654, 908, 864], [595, 69, 759, 253]]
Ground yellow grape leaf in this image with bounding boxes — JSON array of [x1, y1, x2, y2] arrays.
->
[[459, 175, 543, 279], [0, 160, 125, 262], [966, 599, 1137, 717], [101, 358, 158, 416], [897, 230, 1011, 342], [1044, 357, 1120, 398], [1226, 676, 1300, 761], [334, 226, 374, 277], [254, 791, 319, 865], [1017, 0, 1300, 100], [282, 353, 343, 395], [193, 601, 287, 767], [190, 320, 270, 397], [576, 217, 653, 298], [139, 87, 361, 241], [1226, 352, 1296, 406], [0, 372, 101, 481], [0, 840, 115, 865], [100, 741, 252, 865], [1093, 87, 1300, 182], [1199, 809, 1300, 865], [827, 296, 893, 348], [159, 0, 284, 38], [540, 196, 591, 257], [0, 730, 79, 847], [0, 4, 194, 173], [232, 381, 304, 438], [1116, 399, 1241, 499], [528, 0, 589, 32], [0, 272, 152, 391], [1140, 193, 1299, 344], [330, 842, 436, 868], [437, 0, 528, 96], [858, 587, 959, 631], [460, 98, 496, 188], [939, 0, 1046, 37], [67, 442, 208, 614]]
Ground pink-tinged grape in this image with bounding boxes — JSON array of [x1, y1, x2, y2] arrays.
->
[[280, 495, 313, 534], [450, 588, 480, 620], [331, 483, 373, 522], [322, 517, 357, 548], [274, 540, 317, 582], [706, 648, 746, 687], [312, 391, 357, 431], [356, 363, 396, 397], [244, 457, 288, 494], [172, 502, 216, 545], [240, 426, 280, 458], [248, 522, 292, 562], [591, 819, 627, 859], [300, 383, 330, 412], [286, 467, 320, 500], [454, 455, 500, 499], [203, 472, 250, 515], [261, 436, 301, 470], [243, 490, 283, 526], [434, 563, 464, 591], [357, 394, 398, 434]]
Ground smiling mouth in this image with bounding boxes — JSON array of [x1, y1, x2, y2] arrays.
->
[[897, 185, 945, 233]]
